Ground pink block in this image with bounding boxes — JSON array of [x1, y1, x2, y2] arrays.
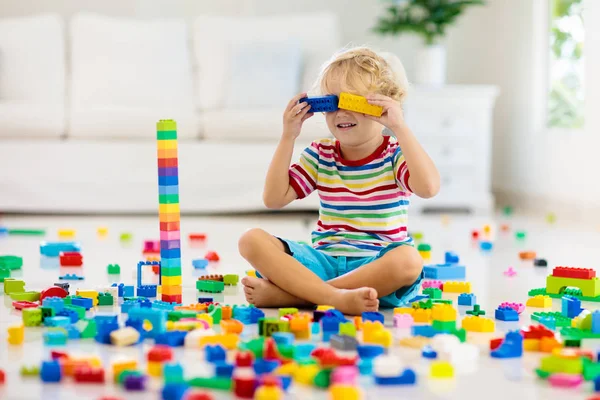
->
[[422, 280, 443, 289], [548, 373, 583, 388], [499, 302, 525, 314], [394, 314, 414, 328], [160, 230, 180, 241], [503, 267, 517, 277], [331, 366, 358, 385], [143, 240, 160, 252]]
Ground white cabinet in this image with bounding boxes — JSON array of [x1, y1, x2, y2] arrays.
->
[[402, 85, 499, 214]]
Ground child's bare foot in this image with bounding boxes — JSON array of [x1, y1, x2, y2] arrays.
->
[[331, 287, 379, 315], [242, 276, 310, 308]]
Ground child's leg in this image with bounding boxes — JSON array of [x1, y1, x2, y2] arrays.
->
[[238, 228, 379, 315], [327, 245, 423, 297]]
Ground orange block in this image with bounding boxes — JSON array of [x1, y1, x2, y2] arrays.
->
[[162, 285, 182, 295], [353, 316, 363, 331], [519, 251, 537, 260], [157, 148, 178, 159], [159, 213, 180, 223], [540, 336, 562, 353], [220, 319, 243, 334], [221, 306, 232, 320]]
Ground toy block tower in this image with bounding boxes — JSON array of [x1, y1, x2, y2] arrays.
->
[[157, 120, 182, 304]]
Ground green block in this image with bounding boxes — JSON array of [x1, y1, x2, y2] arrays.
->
[[159, 194, 180, 204], [240, 337, 265, 359], [63, 296, 72, 305], [0, 255, 23, 270], [39, 306, 55, 321], [168, 310, 198, 322], [452, 328, 467, 343], [433, 320, 456, 332], [8, 229, 45, 236], [564, 338, 581, 347], [22, 308, 42, 327], [432, 299, 453, 305], [313, 369, 331, 388], [503, 206, 513, 216], [20, 365, 40, 377], [258, 318, 290, 337], [4, 278, 25, 294], [107, 264, 120, 274], [423, 287, 442, 299], [161, 267, 182, 277], [120, 232, 133, 242], [546, 275, 600, 298], [10, 291, 40, 302], [187, 377, 232, 391], [413, 299, 433, 310], [278, 344, 294, 359], [540, 354, 582, 374], [157, 119, 177, 132], [528, 288, 547, 296], [535, 368, 551, 379], [64, 305, 86, 319], [98, 292, 114, 306], [339, 321, 356, 337], [560, 327, 600, 340], [297, 358, 317, 366], [417, 243, 431, 251], [0, 267, 9, 282], [77, 318, 97, 339], [223, 274, 239, 286], [196, 280, 224, 293], [531, 311, 571, 327], [279, 307, 298, 318], [209, 306, 222, 324], [583, 358, 600, 381], [515, 231, 527, 240], [412, 232, 424, 240]]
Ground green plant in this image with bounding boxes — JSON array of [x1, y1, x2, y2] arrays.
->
[[373, 0, 485, 45]]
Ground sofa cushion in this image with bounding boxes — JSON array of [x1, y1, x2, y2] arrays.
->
[[192, 13, 341, 111], [69, 13, 198, 139], [0, 102, 65, 138], [69, 106, 199, 140], [201, 109, 330, 142]]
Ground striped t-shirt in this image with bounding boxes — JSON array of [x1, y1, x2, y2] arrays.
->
[[289, 135, 413, 257]]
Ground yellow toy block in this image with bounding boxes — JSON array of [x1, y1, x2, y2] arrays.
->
[[362, 321, 384, 343], [523, 339, 540, 352], [162, 285, 182, 295], [371, 328, 393, 348], [419, 250, 431, 260], [526, 295, 552, 308], [167, 320, 203, 331], [430, 361, 454, 378], [399, 336, 430, 348], [293, 364, 320, 385], [353, 316, 363, 331], [330, 384, 362, 400], [97, 226, 108, 237], [443, 281, 472, 293], [220, 319, 244, 334], [413, 308, 432, 323], [147, 360, 162, 377], [289, 313, 311, 339], [316, 305, 334, 311], [338, 92, 383, 117], [432, 304, 457, 322], [76, 290, 99, 306], [540, 337, 562, 353], [246, 269, 257, 277], [196, 314, 213, 328], [198, 333, 239, 350], [461, 316, 495, 332], [161, 275, 182, 286], [112, 359, 138, 382], [394, 307, 415, 315], [159, 203, 180, 214], [7, 323, 24, 345], [275, 362, 298, 376], [58, 229, 76, 238], [157, 139, 178, 150], [110, 327, 140, 346], [254, 385, 284, 400]]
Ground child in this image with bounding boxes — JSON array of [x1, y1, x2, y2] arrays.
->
[[239, 46, 440, 315]]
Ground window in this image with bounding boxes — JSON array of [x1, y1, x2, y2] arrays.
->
[[548, 0, 585, 129]]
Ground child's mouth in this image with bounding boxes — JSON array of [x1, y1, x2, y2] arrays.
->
[[336, 122, 357, 131]]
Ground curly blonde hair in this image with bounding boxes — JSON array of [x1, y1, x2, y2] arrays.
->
[[315, 46, 409, 105]]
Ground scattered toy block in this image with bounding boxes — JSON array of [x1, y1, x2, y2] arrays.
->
[[7, 324, 24, 345], [424, 264, 466, 280], [430, 361, 454, 378], [443, 281, 471, 293], [527, 295, 552, 308], [461, 316, 495, 332], [495, 306, 519, 321], [59, 251, 83, 267], [196, 280, 224, 293], [458, 293, 476, 306]]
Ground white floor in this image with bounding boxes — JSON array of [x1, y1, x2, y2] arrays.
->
[[0, 212, 597, 400]]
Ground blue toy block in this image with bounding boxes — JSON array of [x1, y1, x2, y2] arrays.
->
[[444, 251, 460, 264], [479, 241, 493, 251], [127, 307, 167, 339], [495, 306, 519, 321], [159, 185, 179, 195], [45, 316, 71, 328], [71, 297, 93, 310], [137, 285, 157, 298], [40, 241, 81, 257], [59, 273, 84, 281], [158, 175, 179, 186], [42, 297, 65, 313], [205, 345, 226, 363], [299, 95, 339, 113], [562, 295, 583, 319], [137, 261, 161, 288], [272, 332, 295, 346], [362, 311, 384, 324], [160, 248, 181, 259], [161, 383, 189, 400], [421, 345, 438, 359], [123, 285, 134, 297], [491, 331, 523, 358], [358, 358, 373, 375], [112, 283, 124, 297], [408, 294, 430, 303], [198, 297, 213, 303], [293, 343, 317, 359], [43, 330, 68, 346], [457, 293, 476, 306], [192, 259, 209, 269], [357, 344, 385, 359], [161, 258, 181, 268], [214, 361, 234, 378], [592, 311, 600, 334], [57, 309, 79, 324], [163, 362, 184, 384], [253, 359, 280, 375], [152, 300, 176, 311], [65, 325, 81, 339], [412, 325, 437, 338], [233, 306, 265, 324], [423, 263, 466, 280], [121, 300, 140, 314], [0, 226, 7, 235], [374, 368, 417, 385], [595, 375, 600, 392], [95, 315, 118, 324], [539, 316, 556, 330], [325, 309, 347, 322], [155, 330, 187, 347], [95, 318, 119, 344], [311, 322, 320, 335], [40, 360, 62, 382], [321, 316, 342, 342]]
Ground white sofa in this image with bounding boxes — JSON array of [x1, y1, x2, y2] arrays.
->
[[0, 13, 343, 213]]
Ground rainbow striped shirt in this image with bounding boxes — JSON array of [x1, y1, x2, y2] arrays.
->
[[289, 135, 413, 257]]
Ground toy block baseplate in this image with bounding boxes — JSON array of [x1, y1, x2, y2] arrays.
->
[[531, 311, 572, 328], [196, 280, 225, 293], [338, 92, 383, 117], [423, 263, 466, 280], [528, 287, 600, 302]]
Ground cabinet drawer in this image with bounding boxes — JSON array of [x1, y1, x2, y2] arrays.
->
[[405, 109, 480, 138], [420, 140, 476, 167], [438, 167, 480, 192]]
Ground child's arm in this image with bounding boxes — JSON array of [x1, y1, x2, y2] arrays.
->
[[366, 94, 440, 198], [263, 93, 313, 209]]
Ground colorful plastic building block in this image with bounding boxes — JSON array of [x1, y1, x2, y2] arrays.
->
[[59, 274, 84, 280], [362, 311, 384, 324], [4, 278, 25, 294], [299, 95, 339, 113], [196, 280, 224, 293], [422, 280, 443, 289], [553, 266, 596, 279], [0, 267, 9, 283], [338, 92, 383, 116], [110, 327, 140, 346], [22, 308, 43, 327], [526, 295, 552, 308], [192, 259, 209, 269], [461, 316, 495, 332], [97, 292, 114, 306], [40, 360, 62, 382], [127, 307, 167, 339], [519, 251, 537, 260], [423, 263, 466, 280], [499, 302, 525, 314], [0, 255, 23, 270], [443, 281, 471, 293], [458, 293, 476, 306], [423, 287, 442, 299], [107, 264, 121, 274], [534, 258, 548, 267], [41, 286, 68, 301], [479, 241, 493, 251], [7, 323, 24, 345], [137, 285, 158, 298], [495, 306, 519, 321], [330, 334, 359, 351], [504, 267, 517, 277], [204, 251, 220, 262], [562, 295, 583, 318], [430, 361, 454, 378], [491, 331, 523, 358], [40, 241, 81, 257], [59, 251, 83, 267], [10, 291, 40, 302], [466, 304, 486, 316], [73, 366, 105, 383], [223, 274, 239, 286], [44, 329, 68, 345]]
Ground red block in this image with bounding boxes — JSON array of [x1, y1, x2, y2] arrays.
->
[[12, 301, 39, 310], [59, 251, 83, 267], [147, 345, 173, 362], [40, 286, 68, 302], [161, 294, 182, 304], [158, 158, 178, 168], [73, 366, 105, 383], [471, 230, 479, 240], [235, 351, 254, 367], [204, 251, 220, 262], [311, 347, 358, 368], [143, 240, 160, 254], [264, 338, 281, 361], [160, 221, 180, 231], [552, 266, 596, 280], [184, 391, 214, 400], [189, 233, 207, 241], [521, 325, 554, 339], [51, 350, 70, 360], [233, 376, 256, 399], [490, 338, 503, 351], [0, 369, 5, 384]]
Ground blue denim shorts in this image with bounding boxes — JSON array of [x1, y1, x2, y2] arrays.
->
[[271, 238, 423, 308]]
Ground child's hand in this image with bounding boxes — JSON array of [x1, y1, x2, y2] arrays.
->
[[364, 94, 406, 133], [282, 92, 313, 140]]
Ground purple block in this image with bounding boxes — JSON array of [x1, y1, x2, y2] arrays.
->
[[158, 167, 179, 177], [160, 239, 181, 250], [124, 375, 147, 391]]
